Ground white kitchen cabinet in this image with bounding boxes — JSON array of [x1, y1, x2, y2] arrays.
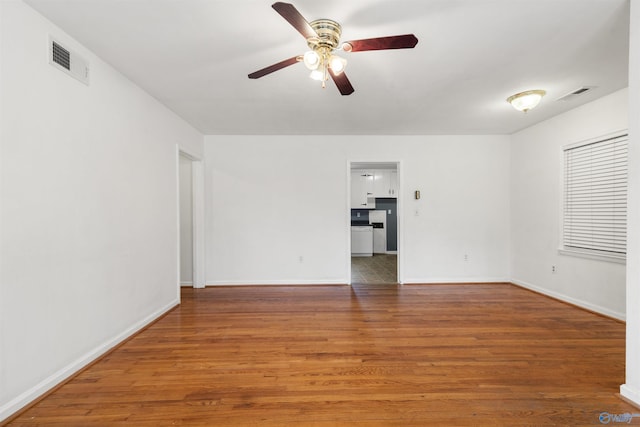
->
[[350, 171, 365, 208], [373, 170, 390, 198], [351, 170, 376, 209], [389, 170, 398, 197], [351, 225, 373, 256], [372, 169, 398, 198]]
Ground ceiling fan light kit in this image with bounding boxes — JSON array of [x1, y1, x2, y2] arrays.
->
[[248, 2, 419, 95], [507, 89, 546, 112], [300, 19, 347, 88]]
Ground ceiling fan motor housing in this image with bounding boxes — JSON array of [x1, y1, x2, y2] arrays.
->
[[307, 19, 342, 51]]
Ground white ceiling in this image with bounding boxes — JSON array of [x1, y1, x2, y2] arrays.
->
[[25, 0, 630, 135]]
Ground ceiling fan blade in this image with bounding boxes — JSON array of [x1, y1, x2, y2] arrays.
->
[[272, 2, 317, 39], [329, 69, 355, 96], [343, 34, 418, 52], [248, 56, 300, 79]]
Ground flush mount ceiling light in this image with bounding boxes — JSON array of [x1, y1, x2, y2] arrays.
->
[[507, 89, 546, 112]]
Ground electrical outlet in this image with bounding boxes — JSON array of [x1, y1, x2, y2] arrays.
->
[[464, 254, 468, 262], [552, 265, 556, 274]]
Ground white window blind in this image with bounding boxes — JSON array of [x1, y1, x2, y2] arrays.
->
[[563, 133, 628, 257]]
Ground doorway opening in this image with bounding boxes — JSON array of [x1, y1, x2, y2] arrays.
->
[[177, 148, 205, 291], [349, 161, 400, 285], [179, 153, 194, 287]]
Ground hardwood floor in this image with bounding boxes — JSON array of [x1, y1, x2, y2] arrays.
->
[[6, 284, 636, 426]]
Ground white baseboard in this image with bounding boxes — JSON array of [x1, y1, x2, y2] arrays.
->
[[206, 279, 347, 286], [402, 277, 510, 284], [621, 384, 640, 408], [511, 278, 625, 321], [0, 299, 179, 424], [180, 281, 193, 287]]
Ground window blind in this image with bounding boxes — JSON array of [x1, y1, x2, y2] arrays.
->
[[563, 133, 628, 256]]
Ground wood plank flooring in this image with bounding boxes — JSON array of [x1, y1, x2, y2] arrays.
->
[[6, 284, 636, 426]]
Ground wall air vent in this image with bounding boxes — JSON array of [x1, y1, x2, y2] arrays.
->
[[52, 41, 70, 70], [556, 86, 595, 102], [49, 37, 90, 85]]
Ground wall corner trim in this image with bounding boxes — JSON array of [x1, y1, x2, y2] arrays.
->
[[205, 279, 347, 286], [620, 384, 640, 408], [0, 299, 180, 423], [402, 277, 511, 284], [511, 278, 626, 321]]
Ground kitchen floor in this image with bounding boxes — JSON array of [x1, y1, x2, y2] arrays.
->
[[351, 254, 397, 284]]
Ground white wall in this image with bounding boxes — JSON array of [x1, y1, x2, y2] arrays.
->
[[622, 0, 640, 407], [204, 135, 511, 285], [510, 88, 628, 320], [0, 1, 203, 420], [179, 155, 193, 285]]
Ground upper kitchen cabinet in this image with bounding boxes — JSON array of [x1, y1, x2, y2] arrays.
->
[[390, 170, 398, 197], [373, 169, 398, 198], [351, 170, 376, 209]]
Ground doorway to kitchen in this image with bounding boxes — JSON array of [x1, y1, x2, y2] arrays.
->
[[349, 162, 400, 285]]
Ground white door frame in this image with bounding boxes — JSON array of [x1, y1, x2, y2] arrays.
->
[[347, 160, 403, 284], [177, 146, 205, 292]]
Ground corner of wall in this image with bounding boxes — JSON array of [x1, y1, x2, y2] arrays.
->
[[624, 0, 640, 407]]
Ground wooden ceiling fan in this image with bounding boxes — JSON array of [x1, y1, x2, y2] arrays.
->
[[248, 2, 419, 95]]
